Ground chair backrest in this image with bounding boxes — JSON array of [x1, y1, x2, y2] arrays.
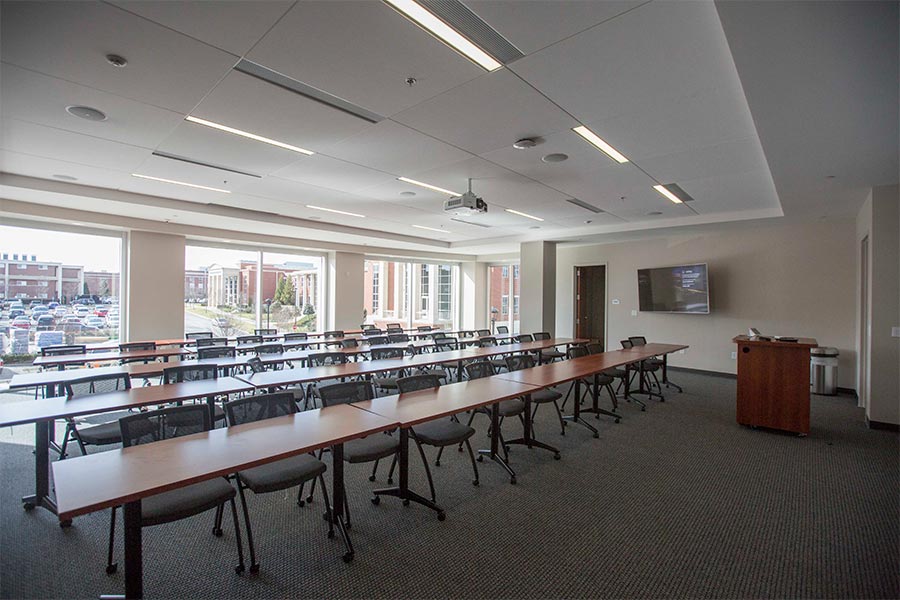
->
[[163, 364, 218, 384], [496, 325, 509, 334], [464, 360, 494, 380], [367, 335, 390, 346], [458, 330, 474, 338], [620, 339, 633, 349], [185, 332, 213, 340], [397, 373, 441, 393], [308, 352, 348, 366], [434, 338, 459, 352], [255, 343, 284, 355], [120, 341, 156, 352], [476, 329, 491, 337], [362, 328, 383, 337], [225, 391, 297, 426], [628, 336, 647, 346], [65, 373, 132, 397], [255, 328, 277, 336], [371, 346, 405, 361], [360, 324, 376, 331], [505, 354, 536, 372], [41, 344, 86, 357], [386, 323, 403, 332], [324, 330, 344, 339], [478, 336, 498, 347], [514, 334, 534, 343], [195, 337, 228, 348], [586, 343, 604, 355], [533, 332, 551, 340], [283, 332, 308, 341], [417, 325, 432, 332], [120, 405, 210, 447], [568, 345, 589, 359], [247, 356, 266, 373], [388, 333, 409, 343], [341, 339, 359, 348], [197, 346, 236, 360], [318, 381, 374, 406], [237, 335, 263, 345]]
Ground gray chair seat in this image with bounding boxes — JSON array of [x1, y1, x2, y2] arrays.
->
[[141, 478, 236, 527], [344, 434, 399, 463], [75, 420, 122, 445], [484, 398, 526, 417], [413, 420, 475, 447], [531, 389, 562, 404], [420, 368, 448, 380], [541, 349, 566, 360], [373, 377, 399, 390], [603, 368, 627, 379], [641, 360, 661, 371], [239, 454, 326, 494], [489, 358, 506, 370]]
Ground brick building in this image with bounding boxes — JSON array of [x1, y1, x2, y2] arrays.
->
[[83, 271, 120, 298], [0, 253, 83, 302], [184, 268, 208, 301]]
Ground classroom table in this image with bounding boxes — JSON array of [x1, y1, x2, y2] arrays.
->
[[86, 338, 194, 351], [0, 377, 254, 520], [52, 403, 398, 599], [32, 347, 192, 370], [621, 343, 689, 401]]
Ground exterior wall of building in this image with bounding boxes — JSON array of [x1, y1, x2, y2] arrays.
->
[[0, 256, 86, 302], [184, 269, 208, 300]]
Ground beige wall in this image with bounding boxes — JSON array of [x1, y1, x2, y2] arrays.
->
[[555, 218, 858, 388], [328, 251, 364, 331], [460, 261, 487, 330], [521, 241, 557, 334], [126, 231, 185, 341]]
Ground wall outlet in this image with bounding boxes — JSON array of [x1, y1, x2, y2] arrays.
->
[[730, 351, 737, 360], [678, 349, 686, 354], [611, 299, 620, 305], [630, 310, 637, 317]]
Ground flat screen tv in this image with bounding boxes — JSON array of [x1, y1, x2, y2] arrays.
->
[[638, 263, 709, 314]]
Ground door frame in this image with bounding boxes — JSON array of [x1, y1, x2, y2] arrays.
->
[[573, 263, 607, 350], [859, 236, 869, 409]]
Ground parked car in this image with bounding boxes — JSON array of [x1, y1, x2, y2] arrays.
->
[[9, 308, 25, 319], [94, 307, 109, 317], [48, 302, 59, 310], [83, 316, 106, 329], [54, 307, 69, 318], [32, 304, 50, 314], [74, 306, 91, 318], [34, 315, 55, 330], [11, 316, 31, 329], [31, 311, 51, 323]]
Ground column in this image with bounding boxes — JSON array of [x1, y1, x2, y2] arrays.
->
[[127, 231, 185, 341], [327, 251, 364, 330], [519, 241, 557, 335]]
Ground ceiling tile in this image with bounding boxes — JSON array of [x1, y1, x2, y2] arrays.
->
[[677, 170, 780, 214], [111, 1, 293, 56], [273, 155, 395, 194], [246, 0, 484, 117], [1, 0, 237, 113], [638, 137, 769, 186], [0, 150, 133, 190], [124, 153, 260, 201]]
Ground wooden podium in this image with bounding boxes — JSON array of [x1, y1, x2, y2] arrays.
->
[[733, 335, 818, 435]]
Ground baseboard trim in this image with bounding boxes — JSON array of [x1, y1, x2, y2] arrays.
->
[[667, 366, 736, 379], [865, 417, 900, 432], [836, 386, 858, 399]]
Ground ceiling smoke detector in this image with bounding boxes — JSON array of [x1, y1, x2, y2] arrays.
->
[[106, 54, 128, 68], [66, 105, 107, 121], [513, 138, 539, 150]]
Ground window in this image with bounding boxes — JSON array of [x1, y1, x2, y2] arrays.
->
[[513, 265, 519, 278], [501, 294, 509, 315], [16, 281, 26, 286], [502, 266, 508, 278], [513, 295, 519, 314], [38, 264, 48, 270], [363, 260, 457, 330], [17, 264, 26, 269], [488, 263, 520, 334], [39, 293, 48, 299], [437, 265, 452, 321], [419, 264, 429, 313], [39, 281, 48, 287], [371, 262, 380, 314]]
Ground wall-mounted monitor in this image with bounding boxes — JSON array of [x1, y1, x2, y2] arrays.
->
[[638, 263, 709, 314]]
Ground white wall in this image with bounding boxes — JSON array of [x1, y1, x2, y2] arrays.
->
[[126, 231, 185, 341], [327, 251, 364, 331], [555, 218, 858, 388]]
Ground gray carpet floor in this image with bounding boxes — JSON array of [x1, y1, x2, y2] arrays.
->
[[1, 371, 898, 599]]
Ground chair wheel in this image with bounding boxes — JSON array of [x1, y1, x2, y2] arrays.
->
[[592, 432, 600, 439], [297, 499, 306, 507], [323, 511, 332, 523], [235, 565, 245, 575], [387, 478, 394, 484], [402, 499, 410, 507], [476, 455, 484, 462], [327, 529, 335, 539], [472, 480, 479, 486], [554, 453, 561, 460], [106, 563, 118, 575], [23, 502, 35, 511], [368, 475, 376, 482], [457, 446, 463, 452], [213, 527, 224, 537], [437, 511, 446, 522], [510, 477, 517, 485], [434, 460, 441, 467], [249, 564, 260, 575], [615, 418, 620, 424], [641, 407, 646, 412], [306, 495, 314, 503], [343, 552, 354, 563], [59, 519, 73, 529], [371, 496, 380, 506]]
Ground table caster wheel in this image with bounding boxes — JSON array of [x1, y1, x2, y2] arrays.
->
[[327, 530, 335, 539], [235, 565, 245, 575], [106, 563, 118, 575], [371, 496, 380, 506], [402, 499, 410, 507], [249, 564, 260, 575], [476, 455, 484, 462], [435, 460, 441, 467], [510, 477, 517, 485], [343, 552, 354, 563], [553, 453, 561, 460], [472, 480, 479, 486], [592, 432, 600, 439], [437, 512, 446, 522], [213, 527, 224, 537], [23, 502, 35, 511], [59, 519, 73, 529], [306, 495, 313, 504], [368, 475, 376, 482]]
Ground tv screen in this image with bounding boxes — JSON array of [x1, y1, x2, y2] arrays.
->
[[638, 263, 709, 314]]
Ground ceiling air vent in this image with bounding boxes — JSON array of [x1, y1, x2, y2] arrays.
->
[[566, 198, 605, 213], [417, 0, 524, 64]]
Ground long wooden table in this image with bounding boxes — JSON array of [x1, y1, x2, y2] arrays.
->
[[0, 377, 254, 520], [52, 403, 398, 599], [32, 347, 192, 370]]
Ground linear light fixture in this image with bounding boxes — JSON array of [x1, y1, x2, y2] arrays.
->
[[653, 184, 683, 204], [505, 208, 544, 222], [412, 224, 446, 233], [572, 125, 629, 163], [383, 0, 502, 71], [185, 115, 314, 155], [306, 205, 365, 218], [131, 173, 230, 193], [397, 176, 461, 196]]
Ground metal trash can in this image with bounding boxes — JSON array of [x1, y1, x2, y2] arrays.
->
[[810, 347, 839, 395]]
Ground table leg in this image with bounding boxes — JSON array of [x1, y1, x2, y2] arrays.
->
[[373, 428, 444, 519], [630, 360, 665, 402], [477, 401, 517, 484], [578, 373, 621, 423], [330, 444, 354, 563], [561, 379, 599, 438], [662, 354, 683, 392], [507, 393, 562, 455], [22, 420, 60, 516], [123, 500, 143, 600]]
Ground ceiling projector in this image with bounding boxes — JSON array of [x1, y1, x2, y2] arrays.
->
[[444, 179, 488, 216]]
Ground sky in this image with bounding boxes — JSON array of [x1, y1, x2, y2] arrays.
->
[[1, 225, 121, 271]]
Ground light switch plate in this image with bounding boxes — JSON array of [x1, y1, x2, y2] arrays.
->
[[611, 299, 620, 305], [630, 310, 637, 317], [893, 326, 900, 338]]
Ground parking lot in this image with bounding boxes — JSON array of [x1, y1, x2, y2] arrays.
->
[[0, 298, 120, 356]]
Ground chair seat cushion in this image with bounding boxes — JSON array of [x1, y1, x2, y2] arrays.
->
[[531, 389, 562, 404], [541, 349, 565, 358], [497, 398, 526, 417], [239, 454, 326, 494], [420, 368, 448, 379], [413, 419, 475, 447], [373, 377, 399, 389], [344, 434, 399, 463], [75, 420, 122, 445], [603, 368, 627, 378], [142, 478, 236, 527]]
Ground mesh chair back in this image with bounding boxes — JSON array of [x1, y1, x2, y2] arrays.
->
[[371, 346, 405, 360], [255, 343, 284, 355], [361, 324, 376, 331], [163, 364, 218, 384], [41, 344, 86, 357], [397, 374, 441, 393], [341, 339, 359, 348], [255, 329, 277, 336], [367, 336, 390, 346], [496, 326, 509, 334], [386, 323, 402, 332], [308, 352, 347, 366], [120, 405, 210, 447], [620, 339, 633, 349], [568, 345, 589, 359], [505, 354, 536, 372], [534, 332, 551, 340], [120, 341, 156, 352], [464, 360, 494, 380], [284, 332, 308, 341], [318, 381, 374, 406], [237, 335, 263, 345], [195, 337, 228, 348], [417, 326, 432, 332], [388, 333, 409, 343], [186, 332, 213, 340], [197, 346, 236, 360], [66, 373, 132, 397], [586, 343, 603, 354], [324, 330, 344, 339], [458, 330, 474, 338], [434, 338, 459, 352], [514, 334, 534, 343], [628, 336, 647, 346], [478, 336, 498, 347], [247, 357, 266, 373], [362, 328, 383, 337], [476, 329, 491, 337], [225, 391, 297, 426]]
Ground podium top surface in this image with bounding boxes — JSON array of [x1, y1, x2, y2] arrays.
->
[[732, 335, 818, 348]]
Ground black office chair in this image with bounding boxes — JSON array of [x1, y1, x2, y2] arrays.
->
[[534, 332, 565, 362], [385, 323, 403, 333], [42, 344, 86, 357], [163, 364, 226, 422], [416, 326, 433, 332], [588, 342, 629, 396], [476, 329, 491, 337], [422, 338, 457, 380], [496, 325, 509, 334], [395, 375, 479, 501], [505, 355, 566, 435], [255, 344, 285, 369], [198, 346, 236, 360], [186, 332, 213, 340], [254, 329, 277, 336], [237, 335, 263, 345], [303, 352, 349, 409], [196, 337, 229, 348], [362, 328, 383, 337], [283, 332, 308, 342], [119, 341, 157, 365], [370, 347, 407, 396], [323, 330, 344, 339], [360, 324, 376, 331], [316, 381, 399, 527], [366, 335, 390, 346], [106, 405, 246, 575], [340, 339, 359, 348], [225, 392, 331, 574], [561, 346, 619, 418], [620, 340, 648, 409], [388, 333, 410, 344], [514, 333, 533, 343], [58, 373, 132, 458]]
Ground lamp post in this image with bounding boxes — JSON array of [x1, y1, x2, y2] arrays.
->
[[490, 307, 498, 334], [264, 298, 272, 331]]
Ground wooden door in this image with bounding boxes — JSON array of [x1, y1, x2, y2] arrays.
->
[[575, 266, 605, 347]]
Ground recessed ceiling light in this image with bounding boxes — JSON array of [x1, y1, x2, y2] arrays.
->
[[383, 0, 502, 71], [653, 184, 683, 204], [105, 54, 127, 68], [52, 174, 78, 181], [397, 177, 460, 196], [505, 208, 544, 222], [412, 224, 445, 233], [542, 153, 568, 163], [306, 205, 365, 218], [399, 191, 416, 196], [513, 138, 539, 149], [131, 173, 230, 193], [185, 116, 314, 155], [572, 125, 628, 163], [66, 105, 107, 122]]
